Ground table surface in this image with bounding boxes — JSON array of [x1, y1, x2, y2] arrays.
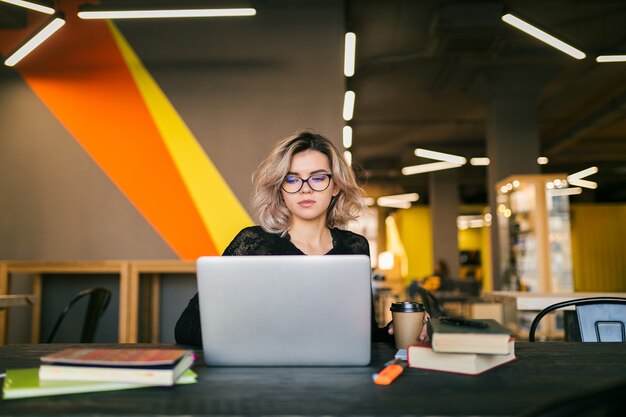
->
[[483, 291, 626, 310], [1, 342, 625, 416]]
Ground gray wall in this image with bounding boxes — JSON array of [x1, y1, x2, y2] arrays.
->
[[1, 0, 344, 343]]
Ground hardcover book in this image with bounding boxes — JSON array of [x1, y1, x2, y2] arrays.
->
[[427, 318, 513, 355], [39, 348, 195, 386], [407, 340, 516, 375], [3, 368, 197, 400]]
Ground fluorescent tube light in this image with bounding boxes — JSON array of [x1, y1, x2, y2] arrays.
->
[[548, 187, 583, 196], [343, 150, 352, 166], [401, 161, 459, 175], [4, 13, 65, 67], [567, 179, 597, 189], [0, 0, 54, 14], [78, 6, 256, 19], [502, 13, 586, 60], [363, 197, 375, 206], [376, 200, 411, 209], [470, 157, 490, 166], [344, 32, 356, 77], [376, 193, 418, 209], [343, 91, 355, 121], [568, 166, 598, 180], [342, 126, 352, 148], [415, 148, 467, 165], [596, 55, 626, 63]]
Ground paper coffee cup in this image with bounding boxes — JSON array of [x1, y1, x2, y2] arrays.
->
[[390, 301, 426, 349]]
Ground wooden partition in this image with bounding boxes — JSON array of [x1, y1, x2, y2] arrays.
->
[[0, 260, 195, 345]]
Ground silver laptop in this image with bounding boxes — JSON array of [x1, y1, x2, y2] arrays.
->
[[196, 255, 371, 366]]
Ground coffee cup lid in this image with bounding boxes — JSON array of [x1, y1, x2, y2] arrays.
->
[[390, 301, 425, 312]]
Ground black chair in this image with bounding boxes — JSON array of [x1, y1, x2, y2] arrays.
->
[[47, 287, 112, 343], [406, 281, 446, 318], [529, 297, 626, 342]]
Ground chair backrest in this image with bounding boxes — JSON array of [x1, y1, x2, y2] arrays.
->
[[407, 282, 446, 318], [528, 297, 626, 342], [47, 287, 112, 343]]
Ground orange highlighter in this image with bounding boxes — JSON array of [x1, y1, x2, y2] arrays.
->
[[372, 359, 406, 385]]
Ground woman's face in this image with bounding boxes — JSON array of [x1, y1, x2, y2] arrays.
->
[[281, 150, 339, 225]]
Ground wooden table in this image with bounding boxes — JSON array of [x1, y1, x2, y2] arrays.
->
[[482, 291, 626, 339], [0, 260, 195, 345], [0, 294, 35, 309], [0, 342, 625, 416]]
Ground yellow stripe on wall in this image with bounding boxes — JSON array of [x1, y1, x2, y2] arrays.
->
[[109, 23, 252, 253]]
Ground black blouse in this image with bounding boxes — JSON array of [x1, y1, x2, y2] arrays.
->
[[174, 226, 391, 346]]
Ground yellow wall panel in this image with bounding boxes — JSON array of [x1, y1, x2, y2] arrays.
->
[[570, 204, 626, 292]]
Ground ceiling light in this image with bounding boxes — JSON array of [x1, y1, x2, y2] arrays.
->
[[0, 0, 54, 14], [376, 193, 418, 209], [342, 126, 352, 148], [548, 187, 583, 196], [470, 157, 490, 166], [344, 32, 356, 77], [568, 166, 598, 180], [502, 13, 586, 60], [77, 4, 256, 19], [401, 161, 459, 175], [568, 178, 597, 189], [4, 13, 65, 67], [343, 91, 355, 121], [343, 150, 352, 166], [596, 55, 626, 63], [415, 148, 467, 165], [363, 197, 375, 206], [537, 156, 549, 165]]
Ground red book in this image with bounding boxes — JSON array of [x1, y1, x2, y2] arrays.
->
[[39, 348, 195, 386]]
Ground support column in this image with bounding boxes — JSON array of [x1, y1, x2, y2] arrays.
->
[[483, 69, 548, 289], [429, 169, 460, 279]]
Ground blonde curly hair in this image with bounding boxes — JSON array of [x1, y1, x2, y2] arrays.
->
[[251, 131, 365, 235]]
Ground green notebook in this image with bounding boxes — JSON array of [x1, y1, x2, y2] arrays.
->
[[2, 368, 197, 400], [427, 318, 513, 355]]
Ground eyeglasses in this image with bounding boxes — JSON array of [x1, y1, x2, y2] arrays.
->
[[281, 173, 333, 194]]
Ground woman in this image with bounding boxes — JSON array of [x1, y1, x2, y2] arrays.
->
[[175, 131, 392, 346]]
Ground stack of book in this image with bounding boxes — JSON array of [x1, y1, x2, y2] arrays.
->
[[3, 348, 196, 400], [399, 317, 516, 375]]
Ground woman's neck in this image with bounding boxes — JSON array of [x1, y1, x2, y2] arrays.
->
[[288, 220, 333, 255]]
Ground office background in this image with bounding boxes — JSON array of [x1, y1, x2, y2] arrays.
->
[[0, 0, 624, 344]]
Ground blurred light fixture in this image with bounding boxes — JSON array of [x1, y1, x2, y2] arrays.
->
[[77, 3, 256, 19], [378, 251, 395, 270], [415, 148, 467, 165], [596, 55, 626, 63], [4, 13, 65, 67], [343, 90, 355, 121], [401, 161, 459, 175], [344, 32, 356, 77], [363, 197, 375, 206], [567, 166, 598, 189], [343, 150, 352, 166], [502, 13, 586, 60], [376, 193, 418, 209], [457, 215, 485, 230], [342, 126, 352, 148], [470, 157, 490, 166], [548, 187, 583, 196], [0, 0, 54, 14], [537, 156, 549, 165]]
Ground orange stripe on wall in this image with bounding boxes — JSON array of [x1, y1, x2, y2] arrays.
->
[[0, 1, 218, 259]]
